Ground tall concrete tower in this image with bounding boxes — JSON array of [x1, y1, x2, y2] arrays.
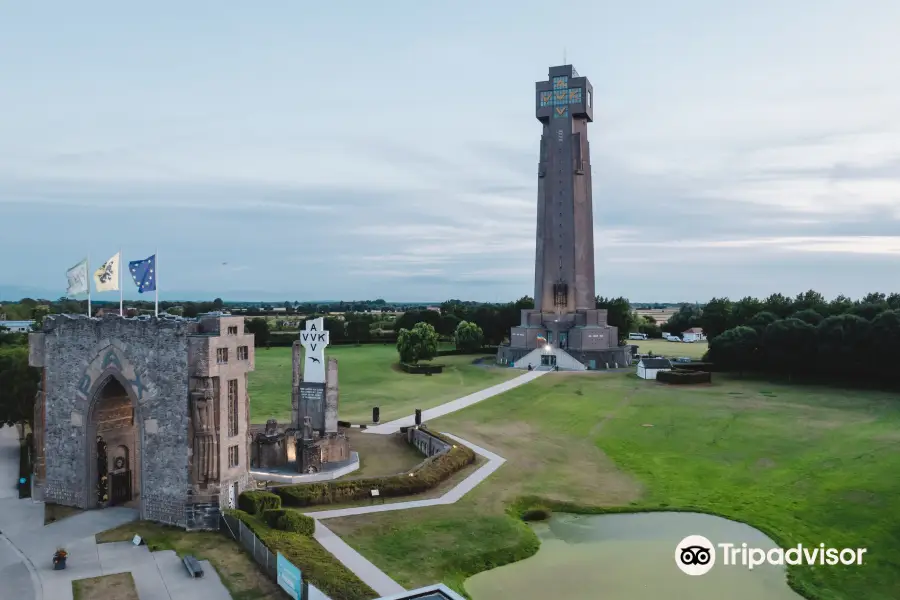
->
[[534, 64, 596, 313], [498, 65, 630, 371]]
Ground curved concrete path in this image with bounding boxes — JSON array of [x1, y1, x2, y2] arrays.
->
[[296, 371, 543, 596], [304, 431, 509, 596], [366, 369, 547, 434]]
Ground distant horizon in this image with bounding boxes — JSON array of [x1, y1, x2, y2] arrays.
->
[[0, 288, 699, 307], [3, 3, 899, 301]]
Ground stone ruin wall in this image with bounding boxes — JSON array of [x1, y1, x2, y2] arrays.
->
[[30, 315, 193, 526]]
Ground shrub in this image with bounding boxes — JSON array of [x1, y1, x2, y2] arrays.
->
[[223, 510, 375, 600], [337, 420, 351, 428], [657, 369, 712, 384], [262, 508, 316, 536], [275, 429, 475, 507], [436, 346, 498, 356], [520, 507, 552, 521], [262, 508, 287, 528], [278, 510, 315, 535], [238, 490, 281, 515]]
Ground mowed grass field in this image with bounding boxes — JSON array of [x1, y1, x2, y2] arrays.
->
[[325, 372, 900, 600], [247, 344, 518, 424], [631, 338, 709, 359]]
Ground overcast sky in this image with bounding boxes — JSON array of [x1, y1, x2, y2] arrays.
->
[[2, 1, 899, 303]]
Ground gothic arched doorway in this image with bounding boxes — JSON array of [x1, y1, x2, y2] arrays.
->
[[87, 375, 141, 509]]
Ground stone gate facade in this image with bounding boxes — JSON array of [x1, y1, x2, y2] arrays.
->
[[28, 313, 255, 530]]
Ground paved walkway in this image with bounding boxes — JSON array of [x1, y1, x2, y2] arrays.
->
[[303, 434, 507, 597], [366, 369, 548, 434], [0, 426, 232, 600], [0, 368, 544, 600]]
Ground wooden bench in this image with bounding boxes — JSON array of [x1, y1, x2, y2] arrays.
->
[[182, 555, 204, 578]]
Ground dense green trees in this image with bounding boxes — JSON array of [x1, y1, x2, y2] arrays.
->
[[707, 298, 900, 384], [453, 320, 484, 352], [595, 296, 635, 340], [396, 322, 439, 364], [245, 317, 270, 347], [0, 345, 38, 435]]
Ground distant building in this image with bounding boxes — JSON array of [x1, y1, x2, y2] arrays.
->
[[637, 357, 673, 380], [682, 328, 706, 342], [0, 320, 35, 333]]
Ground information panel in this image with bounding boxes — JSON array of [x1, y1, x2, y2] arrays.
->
[[277, 551, 303, 600]]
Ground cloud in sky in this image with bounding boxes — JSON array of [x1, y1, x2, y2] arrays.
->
[[1, 0, 899, 302]]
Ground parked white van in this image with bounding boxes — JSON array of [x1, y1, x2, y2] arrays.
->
[[628, 332, 648, 340]]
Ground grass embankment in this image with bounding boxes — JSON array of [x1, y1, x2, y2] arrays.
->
[[72, 572, 138, 600], [248, 344, 516, 424], [325, 372, 900, 600], [342, 429, 423, 479], [96, 522, 283, 600]]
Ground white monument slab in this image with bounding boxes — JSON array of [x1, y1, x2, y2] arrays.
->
[[299, 317, 329, 383]]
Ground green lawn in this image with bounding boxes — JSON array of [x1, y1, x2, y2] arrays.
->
[[324, 372, 900, 600], [248, 345, 518, 424], [631, 338, 709, 359]]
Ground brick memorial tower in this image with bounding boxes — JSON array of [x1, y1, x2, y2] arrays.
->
[[497, 65, 630, 371]]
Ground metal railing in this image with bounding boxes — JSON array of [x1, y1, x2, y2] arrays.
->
[[220, 513, 278, 581]]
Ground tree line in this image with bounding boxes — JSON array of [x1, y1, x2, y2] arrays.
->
[[696, 291, 900, 385]]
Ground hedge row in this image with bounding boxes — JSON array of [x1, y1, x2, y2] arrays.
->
[[435, 346, 499, 356], [224, 509, 376, 600], [262, 508, 316, 536], [275, 429, 475, 507], [399, 362, 445, 374], [238, 490, 281, 514], [667, 361, 715, 372], [657, 369, 712, 384]]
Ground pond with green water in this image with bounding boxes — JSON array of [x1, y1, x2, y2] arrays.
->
[[465, 512, 805, 600]]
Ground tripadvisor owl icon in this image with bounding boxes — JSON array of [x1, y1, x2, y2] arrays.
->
[[676, 535, 716, 576]]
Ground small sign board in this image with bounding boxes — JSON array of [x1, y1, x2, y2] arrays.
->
[[277, 551, 303, 600], [132, 535, 142, 546], [370, 489, 380, 497]]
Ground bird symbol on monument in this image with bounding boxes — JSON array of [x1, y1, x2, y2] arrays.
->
[[310, 357, 321, 364]]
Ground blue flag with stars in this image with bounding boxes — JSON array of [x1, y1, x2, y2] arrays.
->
[[128, 255, 156, 293]]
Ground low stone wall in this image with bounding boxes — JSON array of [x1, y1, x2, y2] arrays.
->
[[407, 427, 452, 457]]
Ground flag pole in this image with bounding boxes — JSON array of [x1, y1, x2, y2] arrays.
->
[[155, 248, 159, 317], [119, 248, 124, 317], [87, 254, 92, 317]]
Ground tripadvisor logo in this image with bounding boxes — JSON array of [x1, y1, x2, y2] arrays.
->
[[675, 535, 867, 576]]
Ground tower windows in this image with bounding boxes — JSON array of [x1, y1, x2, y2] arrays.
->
[[553, 282, 568, 307]]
